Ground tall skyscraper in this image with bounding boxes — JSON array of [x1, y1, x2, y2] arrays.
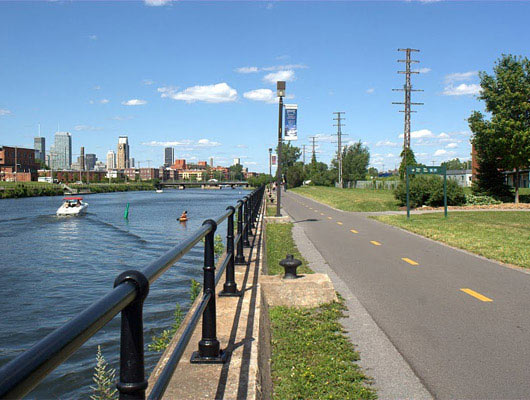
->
[[117, 136, 129, 169], [209, 157, 214, 167], [85, 154, 97, 170], [130, 158, 135, 168], [164, 147, 174, 167], [50, 132, 72, 170], [34, 137, 45, 163], [106, 150, 116, 170], [79, 147, 85, 171], [233, 158, 241, 166]]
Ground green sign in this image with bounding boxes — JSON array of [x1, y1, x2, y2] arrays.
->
[[406, 165, 448, 219], [407, 166, 446, 175]]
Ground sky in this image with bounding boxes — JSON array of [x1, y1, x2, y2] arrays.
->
[[1, 0, 529, 172]]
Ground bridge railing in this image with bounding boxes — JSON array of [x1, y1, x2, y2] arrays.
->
[[0, 185, 265, 400]]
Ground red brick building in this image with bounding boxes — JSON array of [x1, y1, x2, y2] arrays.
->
[[140, 167, 159, 181], [0, 146, 39, 181]]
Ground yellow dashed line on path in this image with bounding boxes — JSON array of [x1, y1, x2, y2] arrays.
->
[[337, 222, 343, 225], [320, 213, 325, 216], [350, 229, 358, 234], [460, 288, 493, 302], [327, 217, 332, 220], [402, 258, 419, 266], [370, 241, 382, 246]]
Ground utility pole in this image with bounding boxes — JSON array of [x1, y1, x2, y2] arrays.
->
[[302, 144, 306, 165], [276, 81, 285, 217], [309, 136, 317, 162], [392, 48, 423, 158], [333, 112, 346, 188]]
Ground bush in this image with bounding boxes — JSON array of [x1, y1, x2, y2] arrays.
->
[[465, 194, 502, 205], [394, 175, 466, 208]]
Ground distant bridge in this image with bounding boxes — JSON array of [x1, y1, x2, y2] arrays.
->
[[159, 181, 249, 189]]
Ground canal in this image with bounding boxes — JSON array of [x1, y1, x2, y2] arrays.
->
[[0, 188, 247, 399]]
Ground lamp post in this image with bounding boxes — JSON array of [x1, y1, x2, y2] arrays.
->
[[268, 147, 272, 194], [276, 81, 285, 217]]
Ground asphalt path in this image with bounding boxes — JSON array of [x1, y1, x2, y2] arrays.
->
[[282, 190, 530, 399]]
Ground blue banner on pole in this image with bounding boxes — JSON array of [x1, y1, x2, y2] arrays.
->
[[284, 104, 298, 141]]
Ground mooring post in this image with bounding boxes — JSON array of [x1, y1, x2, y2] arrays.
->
[[243, 196, 251, 247]]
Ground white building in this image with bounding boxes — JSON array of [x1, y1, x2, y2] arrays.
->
[[106, 150, 116, 170], [233, 158, 241, 166], [446, 169, 473, 187]]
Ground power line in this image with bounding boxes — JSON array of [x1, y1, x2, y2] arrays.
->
[[333, 112, 347, 187], [392, 48, 424, 152], [309, 136, 318, 161]]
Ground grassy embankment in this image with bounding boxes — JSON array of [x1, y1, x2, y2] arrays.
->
[[291, 186, 400, 212], [373, 211, 530, 269], [265, 218, 375, 398], [0, 182, 156, 199]]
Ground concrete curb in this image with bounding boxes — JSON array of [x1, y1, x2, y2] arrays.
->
[[289, 217, 433, 400]]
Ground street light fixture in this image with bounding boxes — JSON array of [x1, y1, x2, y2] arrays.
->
[[276, 81, 285, 217]]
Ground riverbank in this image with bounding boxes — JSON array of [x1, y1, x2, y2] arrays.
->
[[0, 182, 156, 199]]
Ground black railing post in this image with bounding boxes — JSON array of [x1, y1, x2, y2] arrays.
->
[[114, 271, 150, 400], [234, 200, 246, 265], [190, 219, 227, 364], [243, 196, 251, 247], [220, 206, 240, 297]]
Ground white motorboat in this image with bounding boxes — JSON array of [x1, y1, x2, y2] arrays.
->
[[156, 189, 163, 193], [56, 197, 89, 216]]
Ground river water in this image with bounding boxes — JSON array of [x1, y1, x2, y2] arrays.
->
[[0, 188, 247, 399]]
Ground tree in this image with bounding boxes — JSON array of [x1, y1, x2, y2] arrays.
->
[[441, 158, 471, 170], [305, 160, 335, 186], [469, 111, 513, 199], [469, 54, 530, 203], [399, 148, 418, 180], [368, 167, 379, 178], [285, 162, 305, 189], [332, 141, 370, 185], [276, 142, 301, 168], [229, 164, 244, 181]]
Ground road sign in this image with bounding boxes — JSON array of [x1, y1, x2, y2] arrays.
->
[[406, 165, 448, 219]]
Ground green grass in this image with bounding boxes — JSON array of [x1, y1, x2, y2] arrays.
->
[[266, 222, 312, 275], [270, 301, 376, 400], [372, 211, 530, 268], [292, 186, 400, 212], [266, 204, 278, 217]]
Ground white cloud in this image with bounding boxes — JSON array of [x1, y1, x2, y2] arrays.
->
[[444, 71, 478, 83], [263, 70, 295, 84], [74, 125, 102, 131], [385, 153, 395, 158], [110, 115, 133, 121], [433, 149, 447, 156], [438, 132, 450, 138], [262, 64, 307, 72], [93, 85, 101, 90], [0, 109, 11, 116], [100, 99, 109, 104], [443, 83, 481, 96], [236, 144, 248, 149], [314, 133, 335, 142], [144, 0, 171, 6], [122, 99, 147, 106], [375, 140, 398, 147], [416, 67, 431, 73], [366, 88, 375, 94], [143, 79, 154, 85], [158, 83, 237, 103], [235, 66, 259, 74], [142, 139, 221, 148], [446, 142, 458, 149], [243, 88, 275, 103], [88, 34, 97, 40], [398, 129, 434, 139]]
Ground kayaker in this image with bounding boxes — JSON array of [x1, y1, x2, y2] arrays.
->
[[179, 211, 188, 221]]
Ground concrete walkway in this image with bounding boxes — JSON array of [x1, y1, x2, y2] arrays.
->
[[283, 190, 530, 399]]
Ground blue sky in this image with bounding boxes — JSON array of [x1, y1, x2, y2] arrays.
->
[[1, 0, 529, 172]]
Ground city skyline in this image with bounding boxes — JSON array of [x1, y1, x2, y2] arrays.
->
[[1, 1, 530, 172]]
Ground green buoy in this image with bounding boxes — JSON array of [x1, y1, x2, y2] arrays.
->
[[124, 202, 130, 219]]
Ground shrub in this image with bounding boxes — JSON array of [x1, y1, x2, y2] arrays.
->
[[394, 175, 466, 208], [465, 194, 502, 205]]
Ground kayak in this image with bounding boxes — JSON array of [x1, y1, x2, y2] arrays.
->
[[178, 217, 188, 222]]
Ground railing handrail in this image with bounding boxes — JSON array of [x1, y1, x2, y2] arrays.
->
[[0, 186, 265, 400]]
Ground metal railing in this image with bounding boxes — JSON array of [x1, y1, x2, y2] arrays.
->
[[0, 185, 265, 400]]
